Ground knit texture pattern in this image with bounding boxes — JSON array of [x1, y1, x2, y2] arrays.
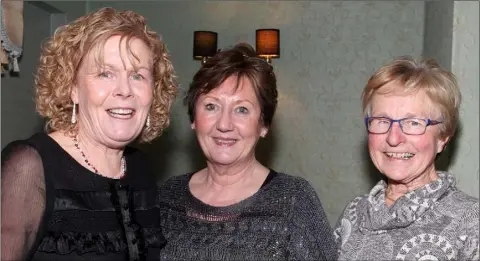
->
[[158, 171, 337, 261], [334, 171, 479, 260]]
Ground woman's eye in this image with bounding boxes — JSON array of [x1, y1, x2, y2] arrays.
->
[[98, 71, 112, 78], [236, 106, 249, 114], [132, 73, 144, 80], [404, 119, 425, 127], [205, 103, 216, 111]]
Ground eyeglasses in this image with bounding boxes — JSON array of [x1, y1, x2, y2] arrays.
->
[[364, 117, 442, 135]]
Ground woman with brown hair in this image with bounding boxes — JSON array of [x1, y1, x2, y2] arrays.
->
[[158, 43, 336, 261]]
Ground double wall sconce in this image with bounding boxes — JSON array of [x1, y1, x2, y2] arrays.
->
[[193, 31, 218, 65], [193, 28, 280, 65]]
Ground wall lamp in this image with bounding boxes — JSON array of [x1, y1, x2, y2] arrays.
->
[[255, 29, 280, 64], [193, 31, 218, 65]]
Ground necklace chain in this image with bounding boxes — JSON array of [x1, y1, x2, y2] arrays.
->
[[72, 136, 126, 179]]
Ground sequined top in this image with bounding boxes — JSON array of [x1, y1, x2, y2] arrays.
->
[[1, 133, 165, 261], [158, 170, 337, 261], [334, 172, 479, 261]]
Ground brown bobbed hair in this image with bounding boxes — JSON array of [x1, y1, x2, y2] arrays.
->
[[35, 7, 177, 143], [185, 43, 278, 128], [362, 56, 461, 139]]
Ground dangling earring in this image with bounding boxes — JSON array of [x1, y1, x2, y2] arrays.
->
[[146, 114, 150, 127], [71, 103, 77, 124]]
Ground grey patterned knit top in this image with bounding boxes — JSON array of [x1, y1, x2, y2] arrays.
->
[[158, 170, 337, 261], [334, 171, 479, 260]]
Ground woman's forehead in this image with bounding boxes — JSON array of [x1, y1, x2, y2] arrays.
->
[[87, 36, 152, 67], [371, 92, 439, 118]]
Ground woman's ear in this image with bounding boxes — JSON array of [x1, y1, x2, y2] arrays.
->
[[436, 135, 450, 154], [71, 85, 79, 104], [260, 127, 268, 138]]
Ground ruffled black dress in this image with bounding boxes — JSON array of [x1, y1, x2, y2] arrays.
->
[[1, 133, 165, 261]]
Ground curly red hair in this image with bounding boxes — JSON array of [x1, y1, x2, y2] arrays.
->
[[35, 7, 177, 142]]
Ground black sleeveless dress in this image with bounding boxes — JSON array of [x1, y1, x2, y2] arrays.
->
[[1, 133, 165, 260]]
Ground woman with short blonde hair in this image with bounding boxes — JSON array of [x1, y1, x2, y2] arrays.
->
[[334, 57, 478, 260]]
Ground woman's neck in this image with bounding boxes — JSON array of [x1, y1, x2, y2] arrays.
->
[[190, 158, 269, 206], [62, 130, 124, 178], [385, 167, 439, 207], [205, 159, 259, 187]]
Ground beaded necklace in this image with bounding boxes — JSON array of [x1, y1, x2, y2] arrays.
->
[[72, 136, 126, 179]]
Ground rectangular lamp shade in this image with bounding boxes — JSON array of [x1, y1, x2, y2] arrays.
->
[[193, 31, 218, 59], [256, 29, 280, 58]]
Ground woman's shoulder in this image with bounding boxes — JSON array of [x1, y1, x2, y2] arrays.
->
[[335, 192, 369, 224], [1, 134, 47, 195], [120, 146, 164, 188], [158, 173, 191, 187], [156, 173, 191, 205], [448, 189, 478, 204], [267, 171, 328, 198], [3, 132, 73, 162], [157, 173, 191, 192], [440, 189, 479, 218], [269, 171, 312, 187], [124, 146, 151, 172], [2, 133, 47, 163], [264, 172, 326, 204], [124, 145, 148, 163]]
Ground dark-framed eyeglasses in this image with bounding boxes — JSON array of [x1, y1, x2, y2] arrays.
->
[[364, 116, 443, 135]]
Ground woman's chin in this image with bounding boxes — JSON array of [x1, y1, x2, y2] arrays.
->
[[382, 170, 412, 183], [208, 155, 241, 166], [103, 132, 140, 148]]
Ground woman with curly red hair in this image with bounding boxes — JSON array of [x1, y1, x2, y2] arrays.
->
[[1, 7, 176, 261]]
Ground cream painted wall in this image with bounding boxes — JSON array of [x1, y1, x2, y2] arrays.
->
[[423, 1, 453, 70], [423, 1, 479, 198], [88, 1, 426, 224], [449, 2, 479, 198]]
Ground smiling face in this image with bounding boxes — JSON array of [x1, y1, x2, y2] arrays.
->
[[368, 82, 449, 185], [192, 76, 268, 167], [71, 35, 154, 148]]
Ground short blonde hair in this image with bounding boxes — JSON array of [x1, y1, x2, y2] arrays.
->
[[361, 57, 461, 139], [35, 7, 177, 142]]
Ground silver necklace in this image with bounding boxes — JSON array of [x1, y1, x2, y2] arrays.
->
[[72, 136, 126, 179]]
